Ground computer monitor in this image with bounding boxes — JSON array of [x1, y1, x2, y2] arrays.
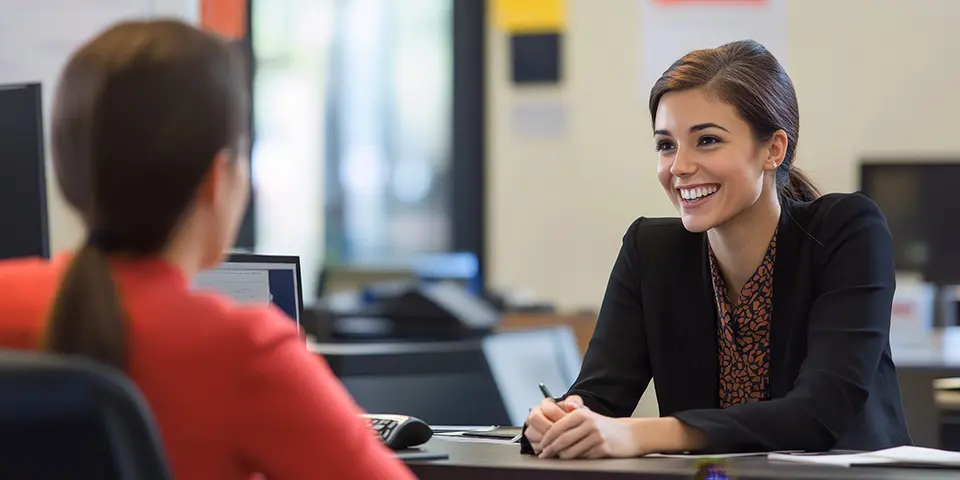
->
[[860, 162, 960, 285], [314, 340, 513, 426], [0, 83, 49, 260], [191, 253, 304, 328]]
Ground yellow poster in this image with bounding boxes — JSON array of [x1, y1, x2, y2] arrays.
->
[[491, 0, 565, 33]]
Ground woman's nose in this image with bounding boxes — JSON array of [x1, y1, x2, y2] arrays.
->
[[669, 149, 696, 178]]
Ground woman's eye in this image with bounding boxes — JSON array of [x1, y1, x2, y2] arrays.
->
[[698, 136, 721, 147], [655, 140, 675, 153]]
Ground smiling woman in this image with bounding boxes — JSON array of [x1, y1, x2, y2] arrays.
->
[[520, 40, 912, 460]]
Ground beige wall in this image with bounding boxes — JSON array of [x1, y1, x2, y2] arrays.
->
[[3, 0, 199, 255], [486, 0, 960, 311]]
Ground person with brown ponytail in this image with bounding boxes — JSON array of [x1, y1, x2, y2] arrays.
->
[[522, 40, 911, 458], [0, 20, 413, 480]]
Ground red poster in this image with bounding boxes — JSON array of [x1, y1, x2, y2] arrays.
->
[[201, 0, 246, 40]]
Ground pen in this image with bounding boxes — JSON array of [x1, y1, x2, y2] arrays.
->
[[539, 382, 555, 402]]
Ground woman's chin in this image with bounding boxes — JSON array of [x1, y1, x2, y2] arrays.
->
[[679, 212, 714, 233]]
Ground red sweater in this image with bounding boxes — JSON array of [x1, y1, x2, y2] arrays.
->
[[0, 255, 414, 480]]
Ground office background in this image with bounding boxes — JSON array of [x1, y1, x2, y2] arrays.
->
[[4, 0, 957, 311], [3, 0, 960, 443]]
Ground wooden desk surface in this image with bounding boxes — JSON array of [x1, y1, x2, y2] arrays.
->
[[407, 438, 956, 480], [498, 313, 596, 354]]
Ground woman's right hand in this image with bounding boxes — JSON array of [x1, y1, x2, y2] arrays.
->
[[524, 395, 584, 454]]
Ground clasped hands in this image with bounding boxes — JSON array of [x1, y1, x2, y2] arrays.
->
[[524, 395, 640, 459], [524, 396, 705, 459]]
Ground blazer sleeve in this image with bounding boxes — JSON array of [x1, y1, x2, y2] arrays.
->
[[672, 194, 897, 452], [565, 217, 653, 417]]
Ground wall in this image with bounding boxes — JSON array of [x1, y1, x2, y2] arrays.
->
[[486, 0, 960, 310], [0, 0, 200, 255]]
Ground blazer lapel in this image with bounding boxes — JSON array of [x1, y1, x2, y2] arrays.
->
[[674, 232, 719, 410], [770, 197, 800, 397]]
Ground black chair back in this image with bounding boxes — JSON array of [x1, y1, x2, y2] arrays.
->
[[0, 349, 171, 479]]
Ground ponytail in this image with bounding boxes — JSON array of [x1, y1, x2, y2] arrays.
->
[[41, 20, 246, 371], [43, 242, 127, 369], [779, 165, 821, 203]]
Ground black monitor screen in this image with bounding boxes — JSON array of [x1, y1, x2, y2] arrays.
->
[[860, 162, 960, 285], [0, 83, 48, 259]]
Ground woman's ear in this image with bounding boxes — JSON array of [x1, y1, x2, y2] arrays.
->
[[764, 130, 789, 171], [195, 150, 232, 209]]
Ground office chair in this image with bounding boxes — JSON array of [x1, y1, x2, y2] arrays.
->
[[0, 349, 171, 479]]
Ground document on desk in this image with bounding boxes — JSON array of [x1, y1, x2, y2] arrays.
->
[[431, 426, 499, 433], [433, 434, 521, 445], [648, 451, 801, 459], [768, 446, 960, 468]]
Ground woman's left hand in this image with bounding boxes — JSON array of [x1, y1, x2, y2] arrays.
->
[[537, 406, 641, 459]]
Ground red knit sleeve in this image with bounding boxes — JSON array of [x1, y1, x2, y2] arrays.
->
[[229, 307, 415, 479]]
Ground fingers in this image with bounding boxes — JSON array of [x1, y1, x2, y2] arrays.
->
[[560, 395, 584, 411], [539, 408, 588, 450], [583, 443, 609, 459], [540, 421, 599, 459], [526, 408, 552, 440], [541, 397, 569, 422], [556, 432, 603, 459]]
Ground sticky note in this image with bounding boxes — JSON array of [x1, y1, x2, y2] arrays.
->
[[491, 0, 565, 33]]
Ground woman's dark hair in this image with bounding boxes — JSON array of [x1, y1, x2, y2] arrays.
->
[[649, 40, 820, 202], [44, 20, 247, 368]]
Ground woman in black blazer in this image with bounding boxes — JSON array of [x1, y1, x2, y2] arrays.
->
[[523, 40, 912, 459]]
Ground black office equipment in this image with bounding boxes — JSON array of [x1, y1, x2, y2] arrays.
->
[[0, 83, 49, 260], [394, 450, 449, 462], [0, 349, 171, 479], [376, 282, 501, 338], [360, 413, 433, 450], [861, 162, 960, 286], [314, 327, 582, 427], [312, 280, 501, 341], [315, 340, 512, 426]]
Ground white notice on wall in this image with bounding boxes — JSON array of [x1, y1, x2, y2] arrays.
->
[[510, 98, 567, 140], [639, 0, 789, 97]]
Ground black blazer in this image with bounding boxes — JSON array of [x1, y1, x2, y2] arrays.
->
[[561, 192, 912, 453]]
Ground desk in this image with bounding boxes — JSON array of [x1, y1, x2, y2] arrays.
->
[[407, 438, 955, 480]]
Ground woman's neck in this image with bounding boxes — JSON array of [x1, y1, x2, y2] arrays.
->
[[707, 190, 782, 301]]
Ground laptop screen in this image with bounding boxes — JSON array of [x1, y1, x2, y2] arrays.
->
[[191, 254, 303, 326], [482, 327, 584, 425]]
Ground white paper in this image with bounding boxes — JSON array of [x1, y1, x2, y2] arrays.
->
[[639, 0, 789, 97], [768, 446, 960, 468], [510, 98, 567, 140], [432, 435, 521, 445], [648, 450, 801, 459], [431, 426, 499, 433], [192, 270, 271, 304]]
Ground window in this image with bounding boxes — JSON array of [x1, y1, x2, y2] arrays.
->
[[250, 0, 484, 299]]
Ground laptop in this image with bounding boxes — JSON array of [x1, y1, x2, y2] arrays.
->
[[481, 326, 584, 426], [191, 253, 304, 330]]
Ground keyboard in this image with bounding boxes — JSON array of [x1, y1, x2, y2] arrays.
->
[[360, 414, 433, 450]]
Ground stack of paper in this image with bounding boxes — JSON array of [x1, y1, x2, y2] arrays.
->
[[430, 426, 522, 445], [768, 446, 960, 468]]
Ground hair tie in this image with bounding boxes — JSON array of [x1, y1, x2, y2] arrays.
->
[[86, 229, 121, 252]]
